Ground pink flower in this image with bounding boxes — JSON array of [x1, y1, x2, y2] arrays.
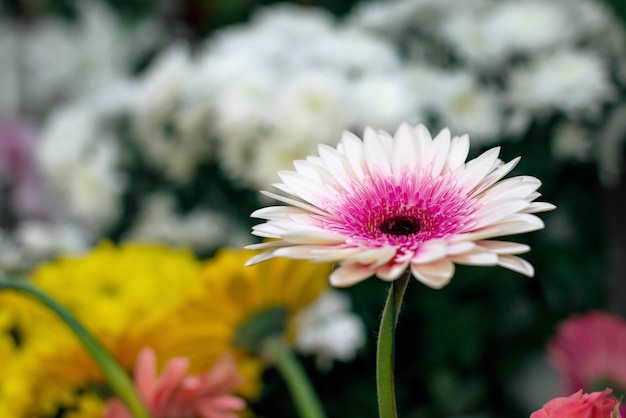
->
[[530, 389, 620, 418], [548, 312, 626, 395], [104, 348, 245, 418], [0, 116, 49, 221], [246, 123, 554, 288]]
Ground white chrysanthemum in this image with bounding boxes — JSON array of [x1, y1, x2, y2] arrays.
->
[[348, 73, 423, 133], [248, 133, 326, 190], [348, 0, 452, 36], [131, 45, 213, 182], [424, 71, 504, 146], [292, 28, 402, 74], [19, 1, 159, 113], [295, 290, 366, 369], [125, 194, 249, 251], [441, 13, 495, 66], [251, 3, 335, 39], [271, 69, 349, 141], [247, 123, 554, 288], [37, 105, 124, 236], [15, 220, 88, 261], [482, 1, 576, 59], [509, 50, 613, 114]]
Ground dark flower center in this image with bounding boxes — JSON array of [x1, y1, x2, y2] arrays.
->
[[379, 216, 421, 236]]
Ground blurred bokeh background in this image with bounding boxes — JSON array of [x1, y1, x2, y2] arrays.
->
[[1, 0, 626, 417]]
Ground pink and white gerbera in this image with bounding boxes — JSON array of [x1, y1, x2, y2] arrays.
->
[[246, 123, 555, 288]]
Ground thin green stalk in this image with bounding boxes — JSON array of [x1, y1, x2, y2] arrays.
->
[[264, 337, 327, 418], [0, 276, 151, 418], [376, 271, 410, 418]]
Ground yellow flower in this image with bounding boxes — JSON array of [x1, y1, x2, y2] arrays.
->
[[143, 248, 332, 399], [0, 242, 203, 417], [33, 241, 201, 336]]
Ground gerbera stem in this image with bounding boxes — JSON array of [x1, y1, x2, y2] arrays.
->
[[265, 337, 327, 418], [0, 276, 152, 418], [376, 271, 410, 418]]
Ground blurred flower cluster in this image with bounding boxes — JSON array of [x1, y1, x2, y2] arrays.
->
[[0, 0, 625, 416], [0, 243, 365, 417], [1, 0, 625, 274]]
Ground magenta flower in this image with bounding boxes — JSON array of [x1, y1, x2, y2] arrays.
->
[[246, 123, 554, 288], [549, 311, 626, 396], [0, 117, 48, 222], [104, 348, 246, 418]]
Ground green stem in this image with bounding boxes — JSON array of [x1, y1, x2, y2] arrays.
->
[[376, 272, 410, 418], [264, 337, 327, 418], [0, 276, 151, 418]]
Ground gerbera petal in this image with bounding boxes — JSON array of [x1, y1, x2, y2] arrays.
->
[[343, 246, 396, 268], [410, 259, 455, 289], [274, 246, 363, 262], [391, 122, 418, 175], [426, 128, 451, 177], [282, 230, 347, 244], [476, 240, 530, 254], [251, 205, 309, 220], [364, 127, 392, 176], [317, 144, 358, 191], [277, 171, 330, 207], [153, 357, 190, 411], [523, 201, 557, 213], [338, 130, 366, 180], [135, 348, 158, 401], [497, 254, 535, 277], [376, 259, 411, 281], [330, 264, 374, 287], [473, 198, 533, 228], [471, 157, 521, 196], [479, 176, 542, 203], [444, 134, 470, 171], [449, 250, 498, 266], [462, 147, 502, 192], [412, 239, 447, 263], [244, 250, 280, 266]]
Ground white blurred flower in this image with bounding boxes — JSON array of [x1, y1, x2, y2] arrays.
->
[[425, 71, 504, 146], [551, 123, 592, 162], [272, 69, 349, 141], [125, 193, 249, 252], [509, 50, 613, 115], [131, 45, 214, 182], [19, 1, 160, 114], [15, 220, 88, 260], [348, 0, 455, 36], [37, 104, 125, 237], [348, 72, 423, 133], [251, 3, 335, 39], [294, 28, 402, 74], [0, 221, 88, 273], [295, 290, 366, 369], [0, 22, 19, 113], [209, 67, 277, 140], [482, 1, 576, 59], [247, 132, 321, 189], [0, 231, 25, 273], [441, 12, 494, 66], [217, 68, 350, 188]]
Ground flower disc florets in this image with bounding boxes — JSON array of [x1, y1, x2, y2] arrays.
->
[[246, 123, 555, 289]]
